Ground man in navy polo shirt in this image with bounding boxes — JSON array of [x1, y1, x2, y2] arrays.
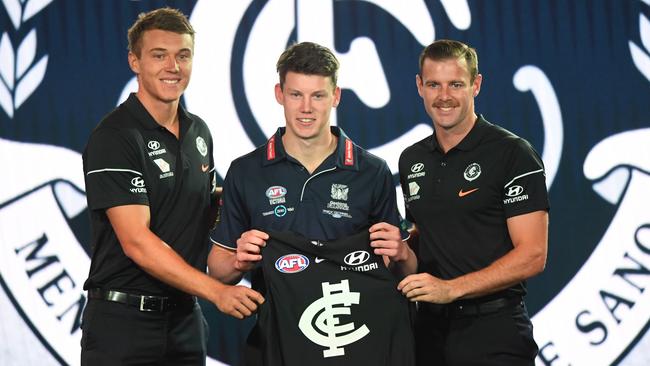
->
[[208, 42, 417, 365], [397, 39, 549, 365], [81, 8, 263, 365]]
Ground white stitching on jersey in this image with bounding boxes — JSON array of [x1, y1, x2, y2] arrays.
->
[[503, 168, 544, 188], [86, 168, 143, 176]]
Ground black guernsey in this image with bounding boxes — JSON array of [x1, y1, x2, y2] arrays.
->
[[258, 230, 415, 366]]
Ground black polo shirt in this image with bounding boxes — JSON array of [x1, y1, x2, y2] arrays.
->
[[82, 93, 216, 296], [398, 115, 549, 293], [211, 126, 404, 249]]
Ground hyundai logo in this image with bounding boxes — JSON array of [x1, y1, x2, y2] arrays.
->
[[506, 185, 525, 197], [411, 163, 424, 173], [147, 140, 160, 150], [130, 177, 145, 188], [344, 250, 370, 266]]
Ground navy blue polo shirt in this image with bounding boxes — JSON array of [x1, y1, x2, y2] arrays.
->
[[211, 127, 404, 249], [398, 115, 549, 293], [83, 93, 216, 296]]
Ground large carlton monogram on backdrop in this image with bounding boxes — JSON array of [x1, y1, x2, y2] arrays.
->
[[1, 1, 650, 365]]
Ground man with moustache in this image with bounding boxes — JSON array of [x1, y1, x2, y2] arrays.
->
[[398, 39, 549, 365]]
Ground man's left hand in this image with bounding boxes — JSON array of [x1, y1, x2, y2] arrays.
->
[[398, 272, 457, 304]]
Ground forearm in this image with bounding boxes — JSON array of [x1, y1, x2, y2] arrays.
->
[[122, 230, 227, 303], [207, 245, 247, 285], [448, 244, 546, 300]]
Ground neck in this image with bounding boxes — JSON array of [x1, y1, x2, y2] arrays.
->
[[136, 92, 180, 138], [436, 113, 477, 153], [283, 132, 337, 174]]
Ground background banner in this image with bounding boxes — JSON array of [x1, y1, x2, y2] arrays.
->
[[1, 1, 649, 365]]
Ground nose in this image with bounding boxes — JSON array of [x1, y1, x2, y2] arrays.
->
[[300, 97, 312, 113], [438, 86, 451, 100], [166, 56, 179, 72]]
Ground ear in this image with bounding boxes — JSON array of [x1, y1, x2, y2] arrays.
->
[[415, 74, 424, 98], [128, 52, 140, 74], [332, 86, 341, 107], [472, 74, 483, 97], [274, 83, 284, 105]]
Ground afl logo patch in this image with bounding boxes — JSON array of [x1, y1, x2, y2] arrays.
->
[[266, 186, 287, 199], [464, 163, 482, 181], [275, 254, 310, 273], [196, 136, 208, 157]]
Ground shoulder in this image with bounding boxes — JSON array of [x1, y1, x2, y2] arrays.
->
[[87, 105, 140, 145], [355, 144, 390, 174], [400, 134, 432, 162], [480, 120, 538, 155], [226, 143, 267, 173]]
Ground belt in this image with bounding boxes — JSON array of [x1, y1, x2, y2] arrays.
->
[[88, 289, 195, 312], [446, 296, 523, 317]]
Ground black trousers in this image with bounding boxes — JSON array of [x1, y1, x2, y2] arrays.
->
[[80, 298, 209, 366], [415, 300, 538, 366]]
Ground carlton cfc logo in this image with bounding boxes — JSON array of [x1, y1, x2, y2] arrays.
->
[[275, 254, 310, 273]]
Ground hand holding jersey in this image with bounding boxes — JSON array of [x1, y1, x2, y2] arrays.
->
[[369, 222, 417, 275], [234, 229, 269, 271]]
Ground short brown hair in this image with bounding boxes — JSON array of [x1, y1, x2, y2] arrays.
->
[[419, 39, 478, 82], [127, 7, 195, 57], [276, 42, 339, 89]]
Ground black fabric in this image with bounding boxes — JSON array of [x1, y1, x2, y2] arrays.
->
[[255, 230, 415, 366], [415, 301, 537, 366], [81, 299, 209, 366], [82, 93, 216, 296]]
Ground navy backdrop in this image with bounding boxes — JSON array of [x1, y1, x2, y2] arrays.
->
[[1, 1, 649, 365]]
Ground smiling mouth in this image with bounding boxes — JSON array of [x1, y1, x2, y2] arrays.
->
[[298, 118, 315, 123], [161, 79, 180, 84]]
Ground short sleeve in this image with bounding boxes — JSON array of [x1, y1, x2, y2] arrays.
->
[[502, 138, 550, 218], [83, 128, 149, 211]]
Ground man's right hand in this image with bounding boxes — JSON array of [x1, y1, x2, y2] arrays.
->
[[214, 285, 265, 319], [234, 229, 269, 272]]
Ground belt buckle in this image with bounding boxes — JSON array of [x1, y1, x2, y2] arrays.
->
[[139, 295, 162, 312]]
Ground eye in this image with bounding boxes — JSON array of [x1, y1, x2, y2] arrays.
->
[[426, 82, 439, 88], [451, 82, 464, 89]]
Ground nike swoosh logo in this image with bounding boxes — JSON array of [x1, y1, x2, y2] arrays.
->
[[458, 188, 479, 197], [201, 164, 209, 172], [315, 257, 326, 263]]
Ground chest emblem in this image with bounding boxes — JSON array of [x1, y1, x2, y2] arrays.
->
[[196, 136, 208, 157], [330, 184, 349, 200], [266, 185, 287, 205], [464, 163, 482, 181]]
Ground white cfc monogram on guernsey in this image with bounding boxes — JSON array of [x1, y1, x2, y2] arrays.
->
[[299, 279, 370, 357]]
